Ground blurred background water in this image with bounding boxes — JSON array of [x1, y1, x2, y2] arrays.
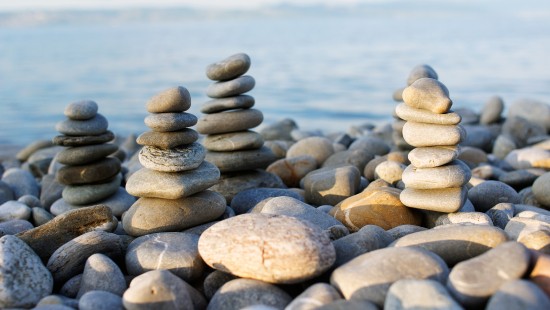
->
[[1, 0, 550, 145]]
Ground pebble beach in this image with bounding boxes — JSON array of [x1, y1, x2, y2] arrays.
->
[[0, 53, 550, 310]]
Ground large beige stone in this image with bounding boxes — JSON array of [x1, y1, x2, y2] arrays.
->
[[402, 122, 465, 147]]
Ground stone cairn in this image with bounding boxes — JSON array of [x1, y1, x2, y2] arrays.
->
[[397, 77, 472, 213], [52, 100, 127, 216], [196, 53, 277, 199], [122, 86, 225, 237]]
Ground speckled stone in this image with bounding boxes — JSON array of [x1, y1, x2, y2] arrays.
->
[[201, 95, 255, 114], [64, 100, 98, 120], [402, 122, 465, 147], [408, 146, 460, 168], [197, 108, 263, 135], [52, 130, 115, 147], [55, 114, 108, 136], [56, 144, 118, 166], [206, 53, 251, 81], [136, 129, 199, 149], [144, 112, 198, 132], [138, 143, 205, 172], [208, 278, 292, 310], [395, 103, 461, 125], [203, 130, 264, 152], [434, 212, 493, 226], [146, 86, 191, 113], [206, 75, 255, 98], [402, 78, 452, 113], [402, 160, 471, 189], [198, 213, 336, 284], [400, 186, 468, 213]]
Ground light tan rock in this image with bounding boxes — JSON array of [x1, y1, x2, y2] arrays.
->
[[402, 122, 465, 147], [402, 78, 452, 114]]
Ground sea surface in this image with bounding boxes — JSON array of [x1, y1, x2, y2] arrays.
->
[[1, 1, 550, 145]]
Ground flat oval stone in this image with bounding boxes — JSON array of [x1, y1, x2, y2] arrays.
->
[[0, 235, 53, 308], [505, 217, 550, 241], [77, 253, 126, 298], [348, 136, 391, 156], [53, 187, 134, 218], [56, 157, 121, 185], [486, 279, 550, 310], [205, 146, 277, 173], [198, 213, 336, 284], [62, 174, 121, 205], [136, 129, 198, 149], [56, 114, 108, 136], [196, 109, 263, 135], [79, 291, 123, 310], [146, 86, 191, 113], [231, 188, 304, 214], [206, 75, 255, 98], [286, 136, 335, 166], [56, 144, 118, 166], [407, 64, 438, 85], [138, 143, 205, 172], [52, 131, 115, 147], [0, 201, 31, 222], [408, 146, 460, 168], [64, 100, 98, 120], [303, 165, 361, 206], [402, 78, 452, 114], [125, 232, 204, 282], [403, 122, 465, 147], [0, 219, 33, 235], [204, 130, 264, 152], [144, 112, 197, 132], [122, 190, 226, 237], [435, 211, 493, 226], [323, 149, 375, 172], [468, 180, 521, 212], [395, 103, 461, 125], [266, 156, 318, 188], [400, 186, 468, 213], [330, 246, 449, 307], [386, 279, 462, 310], [447, 242, 531, 308], [203, 270, 238, 300], [201, 95, 255, 113], [126, 161, 219, 199], [392, 224, 508, 266], [402, 160, 471, 189], [206, 53, 251, 81], [208, 278, 292, 310], [285, 283, 342, 310], [374, 160, 406, 184]]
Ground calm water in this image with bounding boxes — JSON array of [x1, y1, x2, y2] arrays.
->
[[1, 2, 550, 145]]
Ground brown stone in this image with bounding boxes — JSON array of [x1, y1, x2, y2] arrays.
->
[[303, 165, 361, 206], [266, 155, 317, 188], [136, 129, 198, 149], [56, 157, 121, 185], [530, 253, 550, 297]]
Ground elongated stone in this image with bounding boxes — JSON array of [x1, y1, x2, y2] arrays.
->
[[64, 100, 98, 120], [56, 144, 118, 166], [206, 75, 255, 98], [402, 160, 471, 189], [144, 112, 197, 132], [206, 53, 251, 81], [52, 131, 115, 147], [395, 103, 461, 125], [196, 109, 263, 135], [56, 157, 121, 185], [407, 64, 438, 85], [203, 130, 264, 152], [138, 143, 205, 172], [403, 122, 465, 147], [55, 114, 108, 136], [400, 186, 467, 212], [146, 86, 191, 113], [408, 146, 460, 168], [201, 95, 255, 113], [136, 129, 199, 149]]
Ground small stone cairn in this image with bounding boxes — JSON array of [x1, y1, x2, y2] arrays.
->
[[52, 101, 125, 215], [397, 76, 472, 213], [123, 87, 225, 237], [197, 53, 277, 174]]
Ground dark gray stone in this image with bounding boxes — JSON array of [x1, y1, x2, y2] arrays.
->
[[56, 113, 108, 136], [56, 143, 118, 166], [144, 112, 198, 132], [0, 219, 33, 235], [53, 131, 115, 147], [77, 253, 126, 298], [486, 202, 515, 229], [205, 146, 277, 173], [203, 270, 238, 300], [208, 278, 292, 310], [0, 200, 32, 222], [202, 95, 255, 114], [2, 167, 39, 199], [230, 188, 304, 214], [62, 173, 121, 205], [39, 174, 64, 210], [64, 100, 98, 120], [385, 279, 463, 310], [79, 290, 124, 310], [332, 225, 394, 267], [0, 180, 14, 205], [468, 180, 521, 212], [136, 129, 198, 149]]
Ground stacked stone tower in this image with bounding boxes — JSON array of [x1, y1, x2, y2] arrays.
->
[[196, 53, 277, 175], [397, 78, 471, 213], [123, 87, 225, 237], [52, 100, 130, 216]]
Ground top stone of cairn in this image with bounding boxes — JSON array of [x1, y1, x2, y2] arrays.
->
[[64, 100, 98, 120], [402, 78, 452, 114], [146, 86, 191, 113], [407, 64, 438, 86], [206, 53, 251, 81]]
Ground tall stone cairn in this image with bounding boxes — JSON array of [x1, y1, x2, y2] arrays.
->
[[123, 86, 225, 237], [397, 76, 472, 213]]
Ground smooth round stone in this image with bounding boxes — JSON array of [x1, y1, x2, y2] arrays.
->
[[435, 211, 493, 226], [136, 129, 199, 149], [16, 139, 54, 162], [144, 112, 197, 132], [395, 103, 461, 125], [0, 235, 53, 308], [126, 161, 219, 199], [146, 86, 191, 113], [332, 225, 394, 267], [447, 242, 531, 308], [2, 168, 39, 199], [264, 140, 292, 158], [402, 160, 471, 189], [374, 160, 406, 184], [52, 130, 115, 147], [122, 190, 226, 237], [330, 246, 449, 307], [18, 194, 41, 208], [458, 146, 489, 166], [486, 202, 515, 229], [126, 232, 204, 282], [400, 186, 468, 213], [406, 64, 438, 85], [64, 100, 98, 120], [210, 169, 285, 203], [348, 136, 391, 156], [206, 75, 255, 98], [56, 157, 121, 185], [77, 253, 126, 298], [32, 207, 54, 226], [56, 113, 108, 136], [46, 231, 125, 284], [56, 144, 118, 166], [505, 147, 550, 170], [62, 174, 121, 205], [259, 118, 298, 141], [518, 230, 550, 254], [468, 180, 520, 212], [266, 155, 318, 188], [480, 96, 504, 125], [206, 53, 251, 81], [201, 95, 255, 114], [0, 201, 31, 222], [493, 134, 517, 159], [0, 219, 33, 235], [331, 186, 422, 231], [79, 291, 124, 310], [138, 143, 205, 172], [196, 108, 263, 135], [59, 274, 82, 298], [323, 149, 375, 172], [122, 270, 193, 310], [208, 278, 292, 310], [508, 98, 550, 131], [403, 122, 465, 147], [205, 146, 277, 173], [387, 224, 428, 239], [504, 116, 547, 148], [408, 145, 460, 168], [499, 168, 544, 189], [230, 188, 304, 214], [285, 283, 342, 310], [204, 130, 264, 152], [487, 279, 550, 310], [0, 181, 14, 205], [302, 165, 361, 206], [402, 78, 452, 114], [286, 136, 335, 166], [385, 279, 462, 310], [198, 213, 336, 284], [203, 270, 238, 300], [533, 172, 550, 207], [317, 300, 378, 310]]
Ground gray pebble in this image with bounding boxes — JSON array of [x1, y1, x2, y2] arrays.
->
[[303, 165, 361, 206], [0, 200, 32, 221], [508, 98, 550, 131], [144, 112, 198, 132], [77, 253, 126, 298], [197, 108, 264, 135], [317, 299, 378, 310], [136, 128, 198, 149], [386, 224, 428, 239], [286, 283, 342, 310], [32, 207, 55, 226], [64, 100, 98, 120], [62, 173, 121, 205], [56, 113, 108, 136], [348, 136, 390, 156], [210, 169, 285, 204], [203, 130, 264, 152], [52, 130, 115, 147], [59, 274, 82, 298], [533, 172, 550, 207], [468, 180, 521, 212], [503, 116, 546, 148], [202, 95, 255, 113], [435, 212, 493, 226], [480, 96, 504, 125], [39, 174, 64, 210], [138, 143, 205, 172], [407, 64, 438, 85], [332, 225, 394, 267], [230, 188, 304, 214], [56, 143, 118, 166], [2, 167, 39, 199], [385, 279, 462, 310], [492, 134, 517, 159], [207, 75, 255, 98], [208, 278, 292, 310], [486, 202, 514, 229], [206, 53, 251, 81], [16, 139, 54, 162], [259, 118, 298, 141], [0, 219, 33, 235], [79, 290, 124, 310], [205, 146, 277, 173], [36, 294, 79, 309], [0, 180, 14, 205], [487, 279, 550, 310], [18, 194, 42, 208], [203, 270, 238, 300], [402, 78, 451, 114]]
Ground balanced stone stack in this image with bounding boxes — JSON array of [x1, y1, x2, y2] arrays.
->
[[52, 100, 129, 216], [197, 53, 277, 174], [398, 78, 471, 213], [123, 86, 225, 237]]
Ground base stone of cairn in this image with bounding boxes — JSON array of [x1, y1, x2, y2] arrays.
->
[[51, 100, 135, 217], [397, 77, 471, 213], [123, 86, 225, 237], [197, 53, 280, 202]]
